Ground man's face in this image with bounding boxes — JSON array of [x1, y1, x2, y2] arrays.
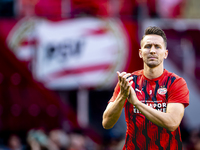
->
[[139, 34, 168, 68]]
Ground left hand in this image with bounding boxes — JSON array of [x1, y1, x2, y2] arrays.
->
[[127, 86, 139, 106]]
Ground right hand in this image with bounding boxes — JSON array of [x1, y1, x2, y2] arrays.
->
[[117, 71, 133, 99]]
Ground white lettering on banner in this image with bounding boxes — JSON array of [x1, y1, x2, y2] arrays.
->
[[7, 17, 130, 90], [133, 100, 167, 113]]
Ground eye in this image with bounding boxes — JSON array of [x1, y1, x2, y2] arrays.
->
[[145, 44, 151, 49], [155, 45, 161, 49]]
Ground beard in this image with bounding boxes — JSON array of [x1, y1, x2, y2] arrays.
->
[[144, 59, 163, 68]]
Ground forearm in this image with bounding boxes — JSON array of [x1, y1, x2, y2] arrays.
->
[[102, 71, 133, 129], [134, 101, 180, 131], [102, 93, 126, 129]]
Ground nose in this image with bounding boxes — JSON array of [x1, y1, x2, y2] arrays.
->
[[150, 46, 156, 53]]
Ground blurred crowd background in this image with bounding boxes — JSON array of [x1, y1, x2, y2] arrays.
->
[[0, 0, 200, 149]]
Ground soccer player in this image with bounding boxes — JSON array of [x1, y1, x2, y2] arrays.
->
[[102, 26, 189, 150]]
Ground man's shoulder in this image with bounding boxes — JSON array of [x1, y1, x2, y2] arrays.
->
[[164, 69, 187, 86], [131, 69, 143, 76], [164, 69, 183, 80]]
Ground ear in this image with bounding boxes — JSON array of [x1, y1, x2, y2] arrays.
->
[[164, 49, 168, 59], [139, 49, 142, 58]]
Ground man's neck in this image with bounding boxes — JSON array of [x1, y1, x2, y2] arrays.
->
[[143, 64, 164, 79]]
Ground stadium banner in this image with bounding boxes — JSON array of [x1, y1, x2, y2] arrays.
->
[[4, 17, 131, 90]]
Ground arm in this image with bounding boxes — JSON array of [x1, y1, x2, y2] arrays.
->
[[102, 93, 126, 129], [128, 88, 185, 132], [102, 72, 133, 129]]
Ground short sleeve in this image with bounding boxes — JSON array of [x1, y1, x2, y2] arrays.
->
[[108, 83, 129, 108], [167, 77, 189, 108], [109, 83, 120, 103]]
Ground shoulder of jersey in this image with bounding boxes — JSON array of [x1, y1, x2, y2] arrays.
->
[[131, 69, 143, 76], [166, 70, 181, 80]]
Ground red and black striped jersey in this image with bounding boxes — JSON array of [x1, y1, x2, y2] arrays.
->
[[110, 69, 189, 150]]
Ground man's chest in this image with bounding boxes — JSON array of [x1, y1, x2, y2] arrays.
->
[[132, 80, 168, 113]]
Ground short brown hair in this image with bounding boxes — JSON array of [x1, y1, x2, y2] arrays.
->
[[141, 26, 167, 48]]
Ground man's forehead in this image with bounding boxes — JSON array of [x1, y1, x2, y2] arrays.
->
[[141, 35, 164, 46], [145, 40, 162, 45]]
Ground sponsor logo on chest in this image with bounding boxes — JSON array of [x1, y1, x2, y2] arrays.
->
[[133, 101, 167, 114]]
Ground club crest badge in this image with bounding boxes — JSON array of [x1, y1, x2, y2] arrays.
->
[[158, 87, 167, 95]]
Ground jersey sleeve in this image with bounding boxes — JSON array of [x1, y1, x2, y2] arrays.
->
[[109, 83, 120, 103], [167, 77, 189, 108], [108, 83, 129, 108], [108, 72, 137, 104]]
